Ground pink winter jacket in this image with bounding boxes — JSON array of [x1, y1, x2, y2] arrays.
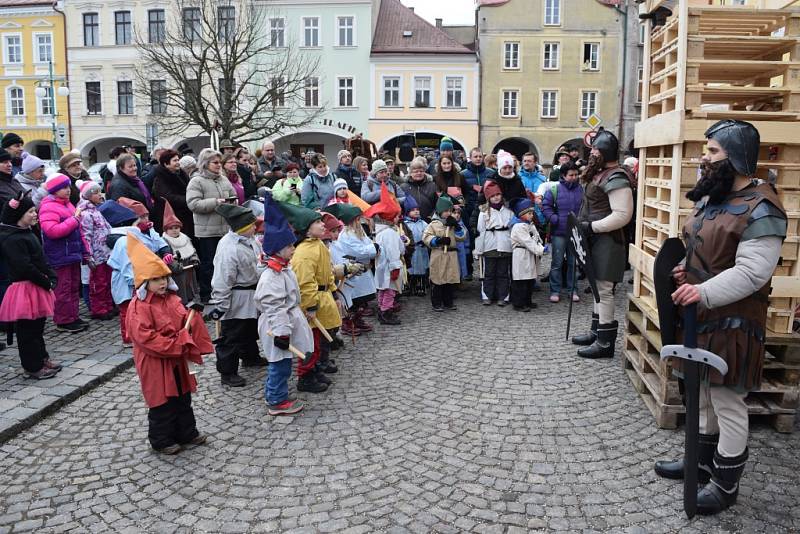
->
[[39, 195, 87, 268]]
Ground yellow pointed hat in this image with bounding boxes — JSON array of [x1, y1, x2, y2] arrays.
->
[[126, 233, 171, 289]]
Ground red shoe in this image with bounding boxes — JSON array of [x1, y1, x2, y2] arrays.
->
[[354, 317, 373, 332], [268, 399, 304, 416], [360, 307, 375, 317], [340, 319, 362, 337]]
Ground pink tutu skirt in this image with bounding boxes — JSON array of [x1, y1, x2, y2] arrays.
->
[[0, 281, 55, 321]]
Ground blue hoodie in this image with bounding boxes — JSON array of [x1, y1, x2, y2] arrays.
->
[[519, 167, 547, 224]]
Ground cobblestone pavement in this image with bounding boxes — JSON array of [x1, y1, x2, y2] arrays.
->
[[1, 276, 799, 533]]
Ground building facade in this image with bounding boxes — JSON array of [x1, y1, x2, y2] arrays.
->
[[476, 0, 625, 163], [0, 0, 69, 160], [369, 0, 479, 158]]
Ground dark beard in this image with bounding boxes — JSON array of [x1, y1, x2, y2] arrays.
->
[[685, 159, 737, 204], [580, 154, 605, 183]]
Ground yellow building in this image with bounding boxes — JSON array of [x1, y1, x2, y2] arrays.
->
[[0, 0, 69, 160], [477, 0, 625, 164]]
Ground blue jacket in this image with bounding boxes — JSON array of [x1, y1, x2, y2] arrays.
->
[[519, 168, 547, 224], [460, 163, 495, 213], [541, 179, 584, 237], [107, 226, 169, 304]]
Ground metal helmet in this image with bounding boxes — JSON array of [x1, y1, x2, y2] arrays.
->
[[704, 120, 760, 176], [591, 127, 619, 162]]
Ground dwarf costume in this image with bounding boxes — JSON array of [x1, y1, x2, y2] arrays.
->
[[161, 199, 200, 306], [402, 195, 429, 297], [125, 234, 213, 452], [423, 195, 465, 311], [474, 181, 513, 304], [510, 198, 544, 312], [365, 182, 405, 324]]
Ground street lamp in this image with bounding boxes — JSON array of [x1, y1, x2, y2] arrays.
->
[[34, 60, 69, 160]]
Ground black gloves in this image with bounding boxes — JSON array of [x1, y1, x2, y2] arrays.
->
[[580, 221, 594, 238], [188, 301, 205, 312], [374, 243, 381, 254], [169, 262, 184, 276], [49, 277, 58, 290], [444, 216, 458, 227], [205, 308, 224, 321], [438, 236, 451, 247], [274, 336, 290, 351]]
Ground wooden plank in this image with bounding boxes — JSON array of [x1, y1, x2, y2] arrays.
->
[[772, 276, 800, 297], [636, 114, 800, 147]]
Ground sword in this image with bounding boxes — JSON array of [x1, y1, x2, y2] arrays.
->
[[565, 262, 578, 341]]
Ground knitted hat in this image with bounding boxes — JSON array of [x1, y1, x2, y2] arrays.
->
[[98, 200, 137, 227], [219, 138, 235, 149], [435, 195, 454, 216], [77, 179, 101, 199], [215, 203, 257, 233], [117, 196, 149, 217], [333, 178, 349, 192], [321, 203, 362, 224], [59, 152, 82, 170], [127, 233, 171, 289], [0, 149, 11, 163], [497, 151, 514, 170], [403, 194, 419, 215], [178, 155, 196, 170], [21, 155, 45, 175], [263, 191, 296, 255], [162, 199, 182, 229], [44, 173, 71, 194], [1, 132, 23, 149], [484, 181, 502, 200], [363, 181, 401, 221], [276, 201, 322, 236], [1, 192, 34, 225], [439, 138, 454, 152], [371, 159, 388, 174], [337, 149, 351, 162], [446, 186, 462, 199], [511, 197, 534, 217]]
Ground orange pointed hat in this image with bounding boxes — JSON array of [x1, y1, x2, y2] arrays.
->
[[127, 233, 171, 289], [363, 181, 401, 221], [162, 198, 182, 229]]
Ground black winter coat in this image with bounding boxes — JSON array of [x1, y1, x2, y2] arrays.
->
[[151, 165, 194, 237], [494, 174, 527, 203], [0, 171, 24, 206], [108, 172, 149, 207], [58, 167, 89, 206], [0, 224, 57, 289], [401, 177, 438, 221]]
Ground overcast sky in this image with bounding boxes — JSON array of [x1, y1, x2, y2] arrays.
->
[[401, 0, 476, 26]]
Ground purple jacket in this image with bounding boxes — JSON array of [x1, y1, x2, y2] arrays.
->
[[78, 199, 112, 263], [541, 179, 583, 237], [39, 195, 87, 268]]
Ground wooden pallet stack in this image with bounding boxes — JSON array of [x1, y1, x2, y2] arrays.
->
[[625, 0, 800, 432]]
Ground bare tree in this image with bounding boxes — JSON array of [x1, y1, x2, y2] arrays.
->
[[134, 0, 324, 145]]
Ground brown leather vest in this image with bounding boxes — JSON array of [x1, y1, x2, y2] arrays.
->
[[681, 182, 786, 391], [580, 166, 632, 242]]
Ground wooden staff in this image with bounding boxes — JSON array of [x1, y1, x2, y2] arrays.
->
[[310, 316, 334, 342], [443, 226, 450, 253], [183, 309, 195, 330], [267, 331, 307, 360]]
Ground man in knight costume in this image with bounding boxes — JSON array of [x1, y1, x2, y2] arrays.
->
[[571, 128, 634, 359], [654, 120, 786, 515]]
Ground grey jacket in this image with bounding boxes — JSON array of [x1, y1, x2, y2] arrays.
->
[[210, 231, 265, 320], [186, 171, 237, 238]]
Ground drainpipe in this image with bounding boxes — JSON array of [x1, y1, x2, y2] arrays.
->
[[614, 2, 629, 149], [52, 1, 73, 153]]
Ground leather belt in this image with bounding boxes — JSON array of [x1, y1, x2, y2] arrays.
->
[[233, 284, 257, 290]]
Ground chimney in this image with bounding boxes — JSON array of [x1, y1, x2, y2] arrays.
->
[[409, 7, 414, 13], [435, 18, 442, 27]]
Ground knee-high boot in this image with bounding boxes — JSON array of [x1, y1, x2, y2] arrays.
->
[[571, 313, 599, 346], [577, 321, 617, 359], [697, 448, 748, 515]]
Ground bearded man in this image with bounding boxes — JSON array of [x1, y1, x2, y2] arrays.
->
[[571, 128, 634, 359], [654, 120, 786, 515]]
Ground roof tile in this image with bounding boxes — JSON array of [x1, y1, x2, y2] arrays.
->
[[372, 0, 474, 55]]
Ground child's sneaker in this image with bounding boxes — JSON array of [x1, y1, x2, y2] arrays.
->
[[185, 434, 208, 447], [56, 321, 88, 334], [268, 399, 304, 416], [572, 293, 581, 302], [154, 444, 181, 455], [43, 358, 62, 371], [549, 294, 560, 303], [25, 367, 58, 380], [297, 374, 328, 393]]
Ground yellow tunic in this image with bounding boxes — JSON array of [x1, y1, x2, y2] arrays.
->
[[290, 238, 342, 330]]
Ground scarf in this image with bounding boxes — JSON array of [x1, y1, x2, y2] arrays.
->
[[227, 171, 245, 205]]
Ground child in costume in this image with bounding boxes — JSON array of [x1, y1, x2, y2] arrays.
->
[[76, 180, 114, 320], [107, 197, 173, 346], [510, 198, 544, 312], [474, 181, 514, 306], [403, 195, 429, 297], [366, 182, 405, 325], [278, 201, 341, 393], [0, 193, 60, 379], [452, 199, 470, 282], [126, 234, 213, 454], [326, 203, 375, 336], [206, 204, 266, 387], [161, 199, 200, 306], [423, 195, 464, 311], [255, 192, 311, 416]]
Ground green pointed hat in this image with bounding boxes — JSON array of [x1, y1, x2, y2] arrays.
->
[[215, 203, 257, 233], [277, 201, 322, 236], [435, 194, 454, 215], [321, 203, 362, 224]]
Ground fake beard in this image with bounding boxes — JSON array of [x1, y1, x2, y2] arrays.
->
[[685, 159, 736, 204], [580, 154, 605, 183]]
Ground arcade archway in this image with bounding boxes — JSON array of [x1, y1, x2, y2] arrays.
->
[[491, 137, 538, 161]]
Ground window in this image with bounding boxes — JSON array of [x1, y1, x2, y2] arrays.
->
[[148, 10, 166, 44], [639, 23, 646, 45], [637, 66, 643, 103], [35, 34, 53, 63], [270, 18, 285, 47], [337, 77, 354, 107], [218, 6, 235, 39], [580, 91, 597, 119], [543, 42, 560, 70], [3, 35, 22, 64], [414, 76, 431, 107], [502, 90, 519, 117], [8, 87, 24, 117], [582, 42, 600, 71], [86, 82, 102, 115], [185, 79, 200, 113], [115, 11, 132, 45], [337, 16, 354, 46], [303, 17, 319, 47], [503, 42, 519, 70], [304, 77, 319, 107], [270, 77, 285, 107], [117, 81, 133, 114], [83, 13, 99, 46], [541, 90, 558, 118], [445, 77, 463, 108], [150, 80, 167, 114], [183, 8, 202, 42], [39, 86, 54, 116], [544, 0, 561, 25], [383, 77, 400, 107]]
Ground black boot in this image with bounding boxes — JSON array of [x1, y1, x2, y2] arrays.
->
[[697, 448, 748, 515], [571, 313, 598, 346], [315, 369, 332, 385], [318, 354, 338, 374], [577, 321, 617, 359], [378, 310, 401, 325], [297, 374, 328, 393], [654, 433, 718, 483]]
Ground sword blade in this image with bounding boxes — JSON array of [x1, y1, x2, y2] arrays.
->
[[683, 359, 700, 519]]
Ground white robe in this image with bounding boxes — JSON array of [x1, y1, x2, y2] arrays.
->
[[255, 265, 314, 362]]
